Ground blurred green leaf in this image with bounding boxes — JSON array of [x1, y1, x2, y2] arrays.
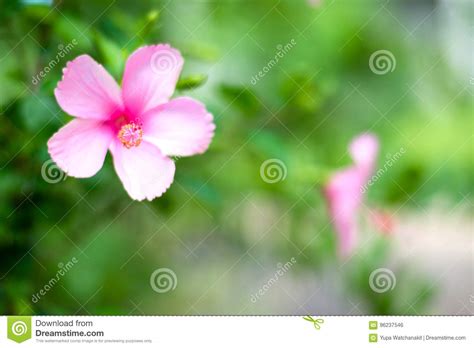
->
[[94, 33, 125, 80], [19, 94, 58, 131], [0, 43, 23, 108], [219, 84, 261, 116], [176, 74, 207, 91]]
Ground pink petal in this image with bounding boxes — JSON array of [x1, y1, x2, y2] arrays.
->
[[121, 45, 184, 117], [142, 97, 215, 157], [323, 133, 380, 256], [109, 141, 176, 201], [324, 168, 364, 256], [55, 55, 123, 120], [349, 133, 379, 173], [47, 119, 113, 178]]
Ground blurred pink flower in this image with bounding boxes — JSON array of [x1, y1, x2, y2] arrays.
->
[[323, 133, 379, 256], [368, 208, 395, 235], [48, 45, 215, 201]]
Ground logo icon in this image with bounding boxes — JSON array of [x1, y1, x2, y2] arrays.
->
[[260, 158, 288, 184], [7, 316, 32, 343], [369, 321, 378, 330], [369, 50, 396, 75], [369, 268, 397, 293], [149, 268, 178, 293], [369, 333, 378, 343]]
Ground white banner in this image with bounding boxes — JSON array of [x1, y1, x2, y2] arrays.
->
[[0, 316, 472, 347]]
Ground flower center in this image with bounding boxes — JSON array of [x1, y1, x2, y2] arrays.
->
[[118, 122, 143, 149]]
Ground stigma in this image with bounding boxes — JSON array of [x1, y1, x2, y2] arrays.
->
[[118, 122, 143, 149]]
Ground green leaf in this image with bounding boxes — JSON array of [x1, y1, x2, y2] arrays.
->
[[176, 74, 208, 91], [0, 43, 23, 108], [94, 33, 125, 80], [140, 10, 160, 40], [19, 94, 59, 131], [219, 84, 261, 115], [181, 42, 219, 62], [53, 16, 93, 52]]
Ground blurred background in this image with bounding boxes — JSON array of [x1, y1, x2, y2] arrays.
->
[[0, 0, 472, 315]]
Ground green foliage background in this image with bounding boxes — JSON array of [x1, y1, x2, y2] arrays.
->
[[0, 0, 472, 315]]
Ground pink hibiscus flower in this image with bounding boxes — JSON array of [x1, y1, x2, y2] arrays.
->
[[48, 44, 215, 201], [323, 133, 379, 256]]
